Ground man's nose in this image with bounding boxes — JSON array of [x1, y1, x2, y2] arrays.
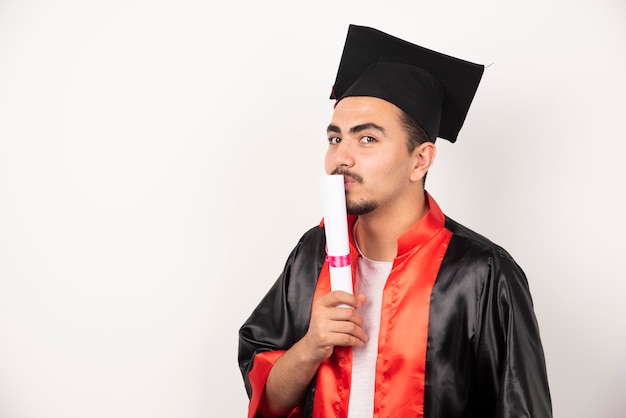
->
[[333, 142, 355, 167]]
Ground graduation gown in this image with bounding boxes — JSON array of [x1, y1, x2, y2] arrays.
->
[[238, 193, 552, 418]]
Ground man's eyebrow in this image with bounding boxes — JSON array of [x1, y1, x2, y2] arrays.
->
[[327, 124, 341, 134], [326, 122, 386, 135]]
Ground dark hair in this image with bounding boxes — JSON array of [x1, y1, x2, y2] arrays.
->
[[399, 111, 431, 152], [399, 111, 431, 185]]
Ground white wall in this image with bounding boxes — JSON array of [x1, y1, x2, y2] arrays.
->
[[0, 1, 624, 417]]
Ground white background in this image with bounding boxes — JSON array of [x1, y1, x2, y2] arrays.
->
[[0, 0, 624, 417]]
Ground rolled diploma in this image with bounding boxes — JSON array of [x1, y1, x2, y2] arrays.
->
[[320, 175, 353, 297]]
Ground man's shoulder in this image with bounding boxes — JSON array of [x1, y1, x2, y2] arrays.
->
[[287, 225, 326, 262], [440, 216, 532, 294], [297, 224, 325, 247], [443, 216, 519, 266]]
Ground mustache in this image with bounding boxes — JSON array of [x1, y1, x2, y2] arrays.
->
[[331, 168, 363, 184]]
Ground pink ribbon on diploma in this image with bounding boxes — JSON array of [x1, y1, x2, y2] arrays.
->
[[326, 254, 351, 268]]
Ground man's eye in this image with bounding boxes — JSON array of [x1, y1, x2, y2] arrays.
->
[[360, 136, 376, 143], [328, 136, 341, 145]]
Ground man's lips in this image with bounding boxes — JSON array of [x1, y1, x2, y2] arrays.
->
[[343, 176, 357, 188]]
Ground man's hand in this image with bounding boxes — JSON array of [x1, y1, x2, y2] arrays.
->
[[300, 291, 368, 364], [262, 291, 367, 416]]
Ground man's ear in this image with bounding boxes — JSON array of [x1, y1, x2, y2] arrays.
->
[[410, 142, 436, 183]]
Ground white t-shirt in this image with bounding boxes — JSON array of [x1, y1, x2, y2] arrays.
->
[[347, 252, 393, 417]]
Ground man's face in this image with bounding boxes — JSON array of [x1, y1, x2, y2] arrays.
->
[[324, 96, 423, 215]]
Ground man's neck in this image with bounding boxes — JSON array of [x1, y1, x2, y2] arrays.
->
[[354, 192, 429, 262]]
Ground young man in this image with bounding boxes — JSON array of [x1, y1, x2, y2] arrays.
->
[[238, 25, 552, 418]]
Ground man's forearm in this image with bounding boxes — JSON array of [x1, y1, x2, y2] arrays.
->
[[262, 339, 321, 416]]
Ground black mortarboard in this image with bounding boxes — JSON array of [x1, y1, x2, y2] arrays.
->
[[330, 25, 484, 143]]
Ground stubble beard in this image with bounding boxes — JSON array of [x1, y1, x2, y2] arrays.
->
[[346, 196, 377, 215], [331, 168, 376, 215]]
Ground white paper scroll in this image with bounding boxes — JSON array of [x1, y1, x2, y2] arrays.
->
[[320, 175, 354, 300]]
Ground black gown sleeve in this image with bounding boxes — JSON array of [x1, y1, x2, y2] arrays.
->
[[474, 248, 553, 417], [237, 226, 326, 400], [426, 218, 552, 418]]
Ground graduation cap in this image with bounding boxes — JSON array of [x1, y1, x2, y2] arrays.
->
[[330, 25, 484, 143]]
